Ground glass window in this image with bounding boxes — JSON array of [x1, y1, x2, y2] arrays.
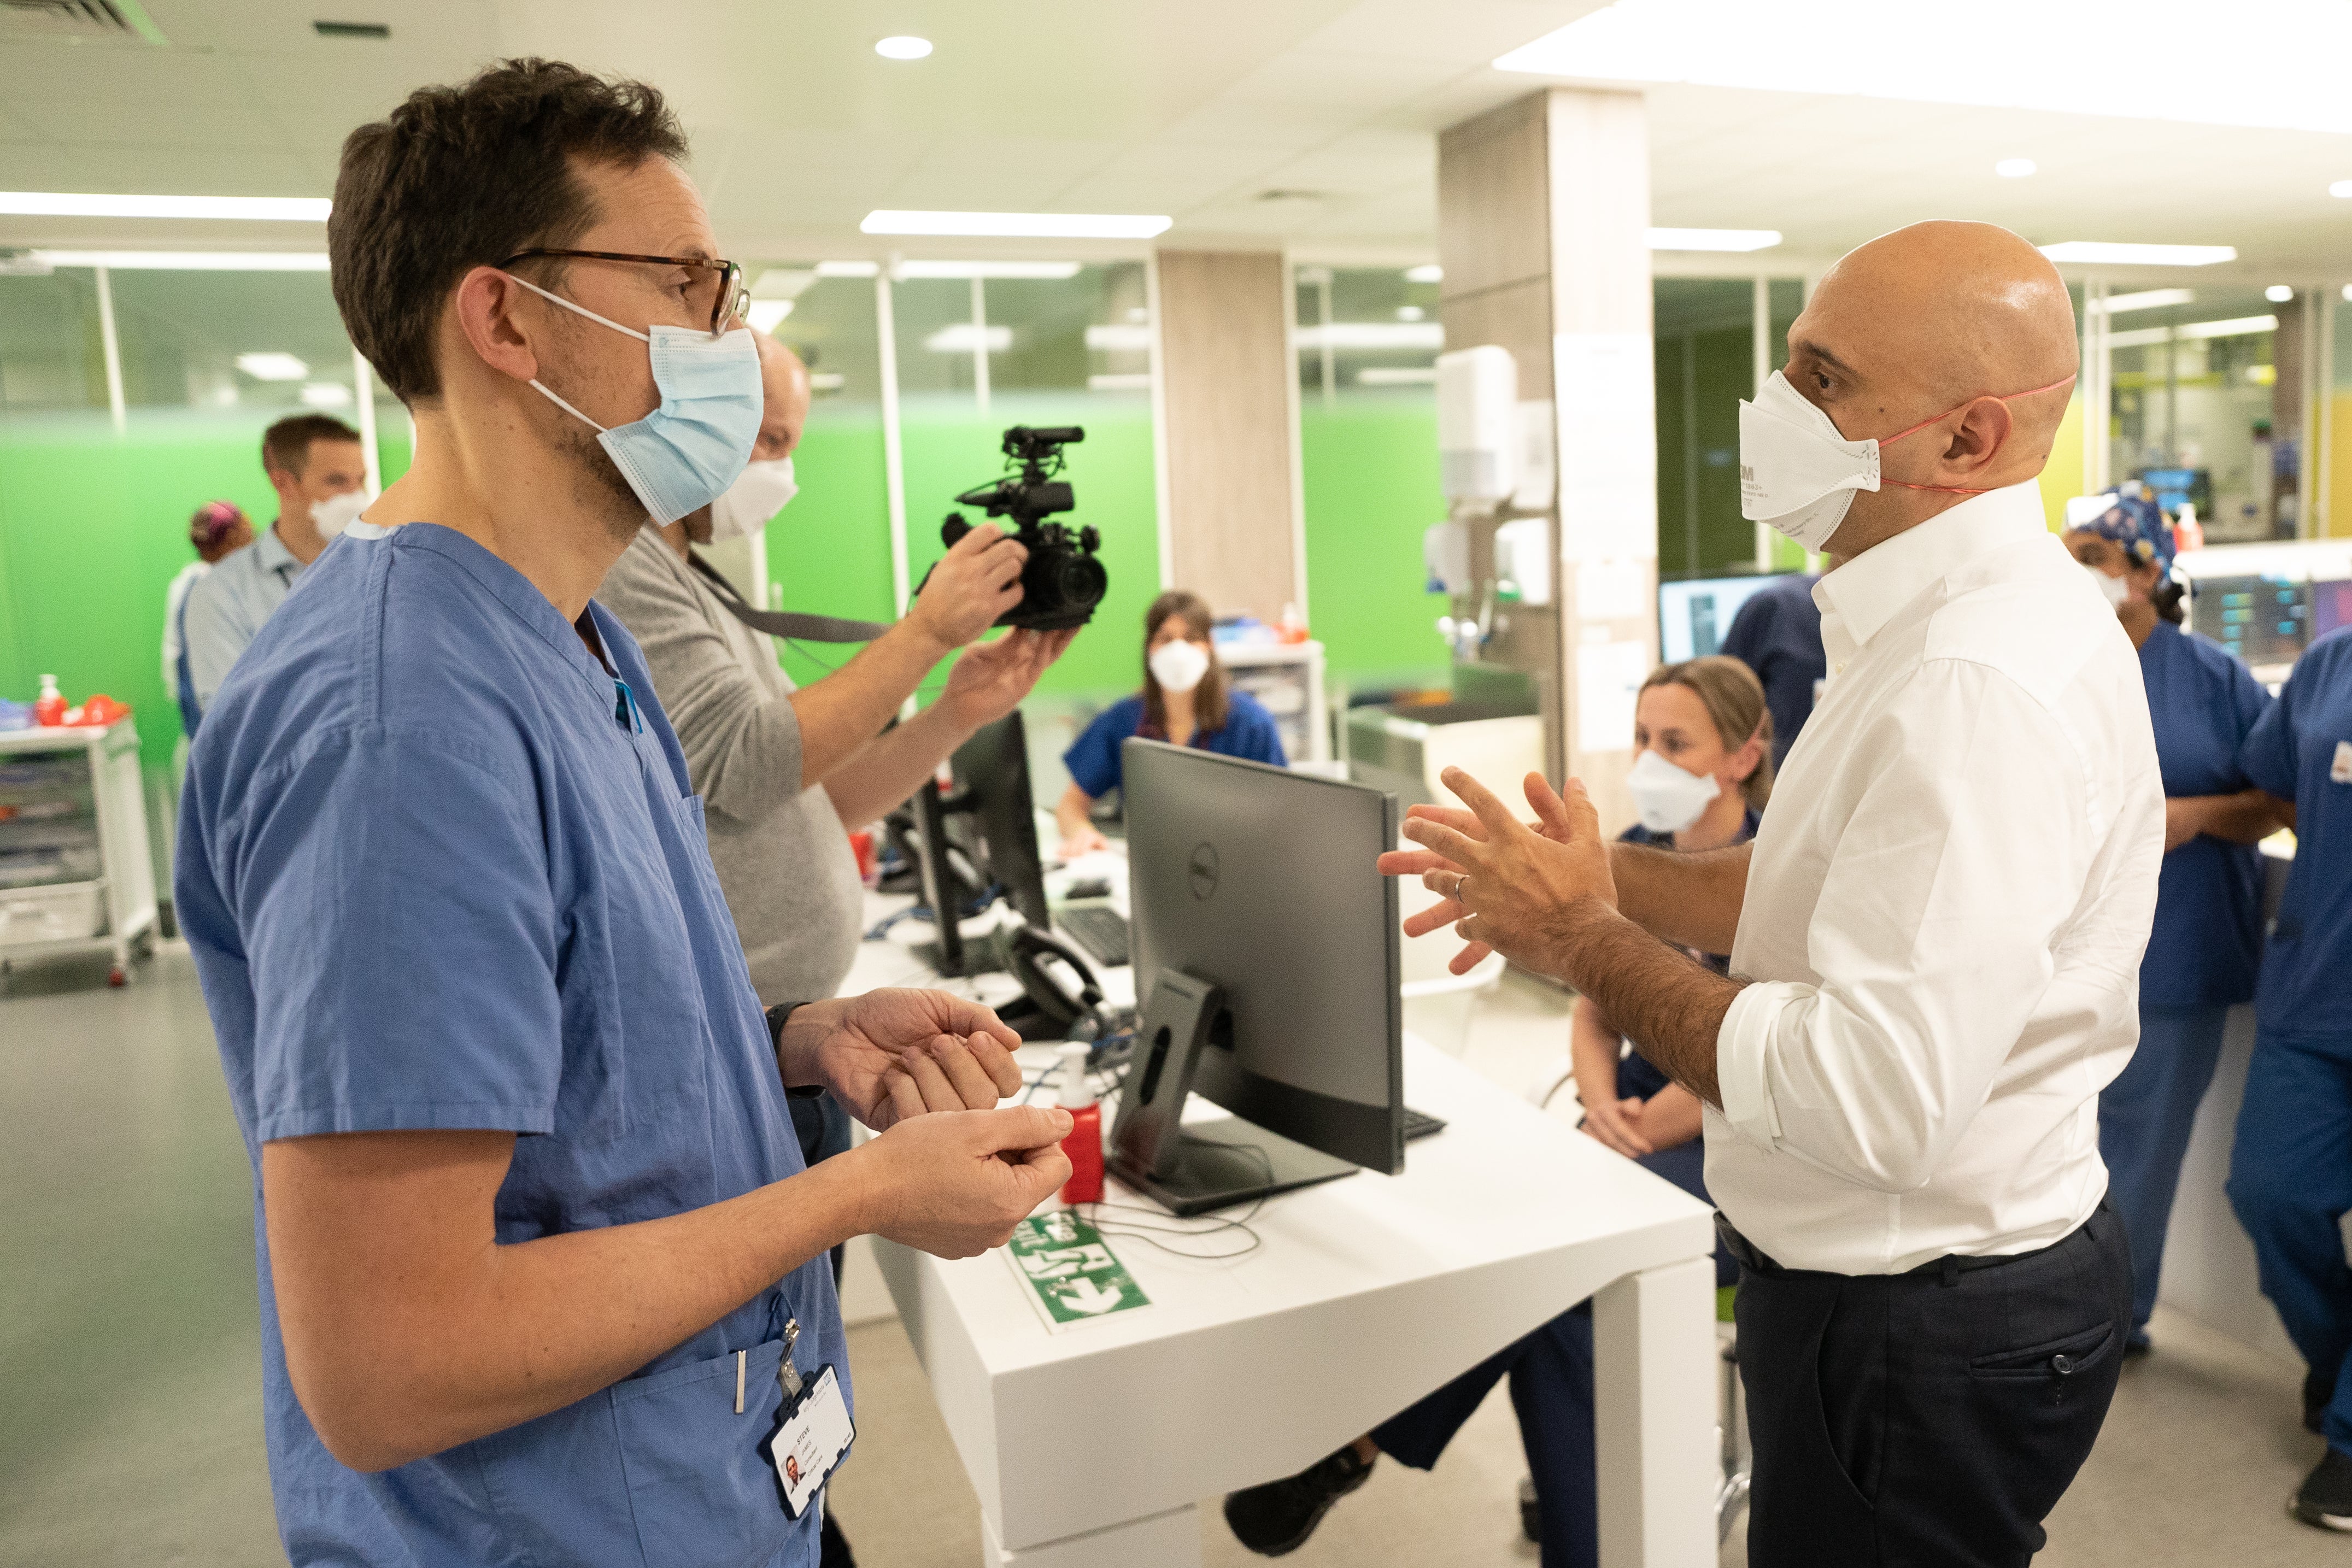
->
[[2105, 284, 2284, 542], [1653, 277, 1755, 578], [0, 271, 107, 416], [1294, 265, 1443, 401]]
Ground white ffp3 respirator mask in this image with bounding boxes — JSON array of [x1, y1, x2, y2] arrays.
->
[[707, 457, 797, 542], [311, 490, 373, 542], [1148, 639, 1211, 695], [1626, 748, 1723, 836], [2085, 564, 2130, 609]]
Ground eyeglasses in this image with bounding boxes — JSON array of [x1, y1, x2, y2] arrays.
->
[[497, 249, 751, 338]]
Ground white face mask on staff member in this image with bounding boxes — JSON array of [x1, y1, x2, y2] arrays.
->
[[310, 489, 374, 543], [1148, 638, 1211, 695], [1624, 747, 1723, 836], [706, 457, 797, 543]]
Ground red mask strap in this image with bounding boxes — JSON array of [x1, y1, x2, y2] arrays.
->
[[1877, 372, 2079, 495]]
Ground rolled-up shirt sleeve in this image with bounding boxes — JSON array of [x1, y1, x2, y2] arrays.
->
[[1716, 659, 2097, 1194]]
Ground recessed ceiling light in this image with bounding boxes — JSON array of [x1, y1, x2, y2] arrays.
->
[[923, 324, 1012, 354], [1294, 322, 1446, 350], [2343, 284, 2352, 302], [1647, 227, 1781, 252], [1404, 263, 1443, 284], [2266, 284, 2295, 303], [863, 209, 1172, 239], [236, 353, 310, 381], [2096, 288, 2195, 314], [30, 250, 328, 270], [874, 36, 932, 60], [2038, 242, 2236, 267], [894, 260, 1082, 279], [1397, 305, 1426, 321], [814, 260, 881, 278], [2332, 180, 2352, 198], [0, 192, 329, 220], [1996, 158, 2038, 178], [1084, 324, 1153, 352], [298, 381, 353, 407], [747, 299, 794, 332]]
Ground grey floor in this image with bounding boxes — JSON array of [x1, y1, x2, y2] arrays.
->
[[3, 951, 2344, 1566]]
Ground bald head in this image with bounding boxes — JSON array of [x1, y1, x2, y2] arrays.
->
[[750, 329, 811, 463], [1785, 221, 2078, 549]]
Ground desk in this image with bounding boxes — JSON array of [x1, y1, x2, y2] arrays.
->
[[846, 846, 1718, 1567]]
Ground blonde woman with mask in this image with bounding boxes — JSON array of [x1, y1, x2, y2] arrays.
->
[[1055, 590, 1286, 858]]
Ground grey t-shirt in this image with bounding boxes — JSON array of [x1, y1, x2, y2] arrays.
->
[[599, 528, 864, 1002]]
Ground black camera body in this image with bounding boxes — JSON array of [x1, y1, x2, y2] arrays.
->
[[936, 425, 1107, 632]]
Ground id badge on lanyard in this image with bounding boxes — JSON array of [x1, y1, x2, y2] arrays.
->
[[747, 1316, 854, 1519]]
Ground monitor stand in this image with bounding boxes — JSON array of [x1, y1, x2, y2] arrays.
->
[[1109, 971, 1357, 1216]]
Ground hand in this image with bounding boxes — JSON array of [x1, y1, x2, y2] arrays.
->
[[2162, 797, 2204, 854], [939, 627, 1077, 732], [848, 1106, 1076, 1258], [1581, 1094, 1656, 1159], [1626, 1082, 1705, 1154], [778, 989, 1023, 1131], [1375, 768, 1616, 978], [910, 524, 1028, 650], [1059, 825, 1110, 860]]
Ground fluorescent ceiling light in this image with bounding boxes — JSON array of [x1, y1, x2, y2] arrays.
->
[[2039, 242, 2236, 267], [236, 353, 309, 381], [1493, 0, 2352, 134], [894, 260, 1081, 279], [298, 382, 353, 408], [1404, 263, 1443, 284], [749, 268, 817, 300], [2107, 314, 2277, 349], [923, 323, 1012, 353], [1995, 158, 2037, 178], [814, 260, 880, 278], [2333, 181, 2352, 198], [1397, 306, 1426, 321], [1294, 322, 1445, 351], [863, 209, 1172, 239], [32, 250, 329, 271], [2266, 284, 2295, 303], [1087, 373, 1152, 392], [1648, 227, 1781, 252], [1358, 367, 1439, 385], [810, 372, 847, 391], [873, 36, 932, 60], [0, 191, 330, 220], [747, 300, 794, 332], [2095, 288, 2193, 314], [1083, 324, 1153, 352]]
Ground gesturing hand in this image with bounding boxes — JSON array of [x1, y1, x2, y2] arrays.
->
[[778, 989, 1024, 1131], [940, 627, 1078, 732], [853, 1106, 1076, 1258], [1373, 766, 1617, 980]]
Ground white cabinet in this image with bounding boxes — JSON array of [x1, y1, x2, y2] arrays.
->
[[0, 720, 159, 986], [1217, 639, 1329, 764]]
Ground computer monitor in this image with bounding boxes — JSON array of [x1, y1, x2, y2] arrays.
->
[[1658, 574, 1783, 662], [900, 711, 1049, 978], [2136, 467, 2212, 519], [2190, 573, 2313, 672], [1112, 738, 1403, 1214]]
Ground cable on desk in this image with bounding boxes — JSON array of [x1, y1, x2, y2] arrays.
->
[[1080, 1134, 1275, 1261]]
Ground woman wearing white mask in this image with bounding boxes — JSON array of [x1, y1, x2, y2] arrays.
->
[[2061, 497, 2286, 1358], [1055, 590, 1286, 858]]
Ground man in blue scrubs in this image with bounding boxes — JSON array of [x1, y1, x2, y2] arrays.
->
[[2228, 620, 2352, 1530], [1717, 571, 1824, 768], [175, 60, 1074, 1567]]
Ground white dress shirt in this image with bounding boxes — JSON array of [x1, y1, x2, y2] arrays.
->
[[1708, 481, 2164, 1274]]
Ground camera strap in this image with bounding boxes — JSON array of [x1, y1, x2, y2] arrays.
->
[[688, 551, 892, 644]]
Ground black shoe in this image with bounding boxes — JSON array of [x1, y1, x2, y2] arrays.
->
[[820, 1511, 857, 1567], [2292, 1448, 2352, 1531], [1518, 1475, 1541, 1543], [1223, 1444, 1376, 1555], [2308, 1369, 2336, 1436]]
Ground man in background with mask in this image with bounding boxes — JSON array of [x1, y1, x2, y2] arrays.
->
[[179, 412, 371, 717], [1386, 221, 2161, 1566], [176, 60, 1075, 1568]]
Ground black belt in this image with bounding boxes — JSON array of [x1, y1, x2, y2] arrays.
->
[[1717, 1205, 2104, 1289]]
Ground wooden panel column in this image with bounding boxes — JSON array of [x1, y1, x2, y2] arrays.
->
[[1153, 250, 1305, 622], [1438, 87, 1656, 827]]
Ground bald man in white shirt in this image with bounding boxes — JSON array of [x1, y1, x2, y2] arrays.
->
[[1385, 221, 2161, 1567]]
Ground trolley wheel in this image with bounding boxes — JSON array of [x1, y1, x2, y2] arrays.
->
[[109, 965, 127, 987]]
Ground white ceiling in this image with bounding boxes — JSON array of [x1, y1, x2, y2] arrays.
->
[[3, 0, 2350, 284]]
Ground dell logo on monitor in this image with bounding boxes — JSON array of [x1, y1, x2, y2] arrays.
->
[[1188, 842, 1219, 900]]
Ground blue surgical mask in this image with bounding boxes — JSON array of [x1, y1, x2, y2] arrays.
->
[[505, 272, 761, 525]]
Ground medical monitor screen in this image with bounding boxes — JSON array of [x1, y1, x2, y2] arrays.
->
[[2192, 574, 2312, 669], [1659, 575, 1782, 662]]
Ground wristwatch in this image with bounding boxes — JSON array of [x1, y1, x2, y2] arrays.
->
[[765, 1002, 827, 1099]]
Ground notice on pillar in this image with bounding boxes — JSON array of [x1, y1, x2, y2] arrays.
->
[[1552, 333, 1659, 562], [1006, 1211, 1152, 1331], [1576, 639, 1651, 752]]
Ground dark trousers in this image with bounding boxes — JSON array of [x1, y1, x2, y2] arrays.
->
[[2098, 1003, 2231, 1340], [1729, 1203, 2132, 1568], [2227, 1030, 2352, 1453]]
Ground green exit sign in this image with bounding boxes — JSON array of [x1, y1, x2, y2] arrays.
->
[[1006, 1211, 1152, 1329]]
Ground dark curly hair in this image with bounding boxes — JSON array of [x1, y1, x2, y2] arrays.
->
[[328, 58, 687, 403]]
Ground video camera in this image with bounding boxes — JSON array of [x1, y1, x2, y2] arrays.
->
[[936, 425, 1107, 632]]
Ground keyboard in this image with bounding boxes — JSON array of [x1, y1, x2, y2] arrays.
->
[[1402, 1106, 1448, 1142], [1058, 904, 1131, 967]]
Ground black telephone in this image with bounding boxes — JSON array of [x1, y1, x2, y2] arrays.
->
[[1000, 925, 1106, 1041]]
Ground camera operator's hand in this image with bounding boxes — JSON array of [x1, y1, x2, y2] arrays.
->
[[911, 523, 1027, 650], [940, 628, 1078, 733], [845, 1106, 1075, 1258]]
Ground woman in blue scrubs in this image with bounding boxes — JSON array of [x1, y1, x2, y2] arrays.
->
[[2063, 497, 2284, 1353], [1054, 589, 1286, 857]]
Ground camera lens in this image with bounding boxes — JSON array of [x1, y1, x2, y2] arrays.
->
[[1051, 551, 1108, 613]]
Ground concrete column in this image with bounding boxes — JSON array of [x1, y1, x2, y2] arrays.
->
[[1438, 89, 1656, 826], [1152, 249, 1306, 622]]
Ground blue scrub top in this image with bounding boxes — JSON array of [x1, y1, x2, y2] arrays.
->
[[2138, 619, 2273, 1009], [174, 522, 844, 1568], [1062, 687, 1287, 799], [1613, 807, 1759, 1101], [2240, 625, 2352, 1049], [1718, 574, 1825, 769]]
